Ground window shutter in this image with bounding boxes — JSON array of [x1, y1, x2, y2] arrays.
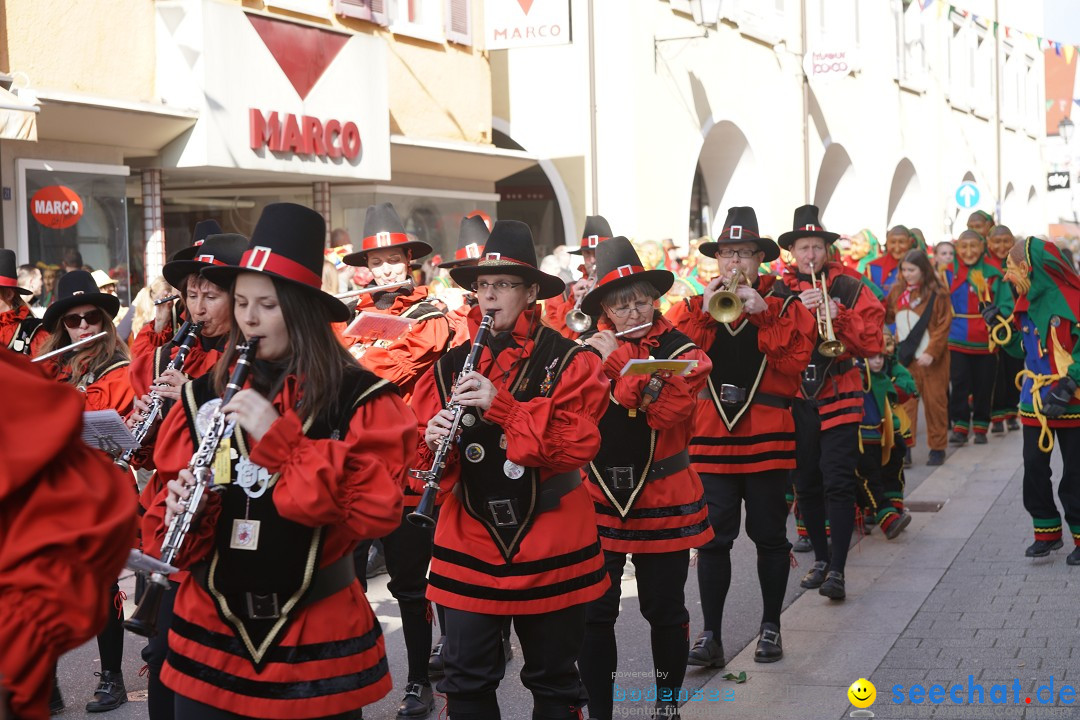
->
[[444, 0, 471, 45], [369, 0, 389, 25], [333, 0, 389, 26]]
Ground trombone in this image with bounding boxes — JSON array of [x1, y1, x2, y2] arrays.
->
[[565, 276, 596, 333], [810, 264, 846, 358], [707, 269, 747, 323]]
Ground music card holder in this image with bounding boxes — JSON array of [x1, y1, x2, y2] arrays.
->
[[82, 410, 139, 456], [343, 311, 417, 341], [619, 358, 698, 377]]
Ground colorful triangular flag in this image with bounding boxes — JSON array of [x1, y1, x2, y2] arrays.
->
[[1055, 42, 1063, 56], [1066, 45, 1076, 65]]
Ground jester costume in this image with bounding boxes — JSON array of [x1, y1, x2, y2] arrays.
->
[[999, 238, 1080, 563]]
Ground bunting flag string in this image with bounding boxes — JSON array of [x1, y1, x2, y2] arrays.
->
[[923, 0, 1079, 68]]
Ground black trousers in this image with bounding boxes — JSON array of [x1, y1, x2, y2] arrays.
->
[[1023, 425, 1080, 543], [949, 351, 997, 434], [792, 400, 859, 573], [992, 352, 1024, 422], [355, 510, 434, 684], [174, 694, 362, 719], [141, 580, 180, 720], [579, 550, 690, 720], [697, 470, 790, 637], [97, 582, 124, 673], [439, 605, 587, 720], [856, 444, 905, 522]]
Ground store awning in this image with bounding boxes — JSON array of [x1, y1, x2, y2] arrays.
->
[[0, 86, 39, 141], [32, 90, 198, 157], [389, 135, 537, 183]]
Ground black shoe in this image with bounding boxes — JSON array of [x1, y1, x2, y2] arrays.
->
[[991, 421, 1005, 434], [799, 560, 829, 589], [973, 433, 988, 445], [428, 635, 445, 678], [885, 511, 912, 540], [1007, 418, 1021, 431], [1068, 547, 1080, 566], [819, 571, 846, 600], [85, 671, 126, 713], [50, 677, 64, 716], [1026, 539, 1064, 558], [754, 622, 783, 663], [503, 632, 514, 663], [366, 543, 387, 579], [654, 700, 680, 719], [792, 536, 813, 553], [949, 431, 968, 446], [927, 450, 945, 466], [687, 631, 725, 668], [397, 682, 434, 719]]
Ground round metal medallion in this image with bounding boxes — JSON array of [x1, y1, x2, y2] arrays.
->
[[503, 460, 525, 480], [465, 443, 485, 463]]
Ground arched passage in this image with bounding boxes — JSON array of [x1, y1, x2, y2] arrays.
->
[[693, 120, 764, 238], [888, 159, 927, 230], [813, 143, 860, 235]]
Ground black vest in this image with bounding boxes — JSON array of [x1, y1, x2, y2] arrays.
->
[[435, 323, 581, 562], [180, 367, 392, 670], [8, 315, 43, 355], [586, 329, 695, 516]]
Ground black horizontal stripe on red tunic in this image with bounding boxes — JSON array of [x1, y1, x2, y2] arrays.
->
[[592, 497, 706, 519], [431, 540, 601, 577], [428, 567, 608, 601], [170, 615, 382, 664], [690, 432, 794, 446], [596, 519, 711, 542], [689, 450, 794, 465], [167, 649, 388, 700], [819, 405, 864, 423]]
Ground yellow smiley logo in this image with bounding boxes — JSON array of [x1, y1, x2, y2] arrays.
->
[[848, 678, 876, 708]]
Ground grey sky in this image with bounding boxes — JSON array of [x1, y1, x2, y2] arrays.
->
[[1044, 0, 1080, 45]]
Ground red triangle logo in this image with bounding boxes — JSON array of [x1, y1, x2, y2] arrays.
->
[[246, 13, 350, 101], [517, 0, 534, 15]]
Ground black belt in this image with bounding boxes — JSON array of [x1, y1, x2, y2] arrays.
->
[[719, 385, 792, 411], [600, 449, 690, 492], [455, 469, 582, 528], [191, 551, 356, 621]]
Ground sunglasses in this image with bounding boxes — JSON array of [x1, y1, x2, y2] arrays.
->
[[62, 309, 104, 329]]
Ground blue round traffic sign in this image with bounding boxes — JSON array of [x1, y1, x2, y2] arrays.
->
[[955, 182, 980, 209]]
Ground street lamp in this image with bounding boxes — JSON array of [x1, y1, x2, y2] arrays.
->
[[1060, 116, 1075, 144]]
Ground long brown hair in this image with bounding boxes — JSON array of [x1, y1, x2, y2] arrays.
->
[[39, 310, 129, 385], [213, 276, 360, 421], [887, 249, 942, 309]]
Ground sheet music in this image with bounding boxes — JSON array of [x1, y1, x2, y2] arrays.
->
[[619, 358, 698, 377], [343, 311, 416, 341], [82, 410, 139, 455]]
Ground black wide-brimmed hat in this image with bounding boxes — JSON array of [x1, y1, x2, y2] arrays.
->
[[203, 203, 350, 322], [449, 220, 565, 300], [699, 207, 780, 262], [162, 233, 248, 289], [342, 202, 433, 267], [170, 219, 224, 262], [0, 249, 31, 296], [777, 205, 840, 250], [568, 215, 614, 255], [42, 270, 121, 331], [580, 237, 674, 317], [438, 215, 490, 269]]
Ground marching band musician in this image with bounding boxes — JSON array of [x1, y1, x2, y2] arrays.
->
[[543, 215, 613, 339], [776, 205, 884, 601], [576, 236, 714, 720], [37, 270, 135, 712], [412, 220, 610, 720], [437, 214, 490, 350], [342, 202, 452, 717], [142, 203, 415, 718], [125, 233, 247, 720], [667, 207, 815, 668], [0, 249, 49, 356]]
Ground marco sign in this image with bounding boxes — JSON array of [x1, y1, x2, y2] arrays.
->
[[249, 109, 362, 161]]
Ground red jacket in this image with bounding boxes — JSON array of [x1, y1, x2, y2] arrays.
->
[[144, 371, 414, 717], [410, 306, 611, 615], [131, 321, 175, 361], [1, 304, 49, 356], [542, 291, 581, 340], [585, 316, 715, 553], [0, 352, 136, 720], [782, 263, 884, 430]]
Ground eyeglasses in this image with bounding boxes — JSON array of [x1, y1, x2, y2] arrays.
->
[[606, 300, 654, 318], [471, 281, 525, 293], [717, 249, 759, 259], [62, 309, 104, 329]]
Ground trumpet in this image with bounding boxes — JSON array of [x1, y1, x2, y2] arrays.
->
[[334, 280, 412, 300], [123, 337, 261, 637], [565, 276, 596, 334], [114, 321, 204, 472], [707, 269, 747, 323], [408, 315, 495, 528], [810, 264, 846, 358]]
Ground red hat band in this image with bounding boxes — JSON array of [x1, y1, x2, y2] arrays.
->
[[242, 246, 321, 289], [599, 264, 645, 286], [583, 234, 609, 249], [802, 224, 821, 232], [457, 243, 482, 261], [195, 253, 229, 266], [0, 276, 18, 288], [724, 225, 760, 240], [361, 231, 411, 251]]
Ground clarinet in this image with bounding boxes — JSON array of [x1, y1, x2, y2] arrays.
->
[[114, 321, 203, 472], [124, 337, 260, 637], [407, 314, 494, 528]]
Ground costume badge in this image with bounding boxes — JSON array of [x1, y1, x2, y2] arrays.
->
[[195, 398, 223, 437], [461, 412, 476, 427], [503, 460, 525, 480], [539, 358, 559, 396], [11, 338, 25, 353], [230, 519, 260, 551], [1052, 316, 1061, 327], [465, 443, 485, 463], [236, 456, 272, 497], [499, 433, 508, 450]]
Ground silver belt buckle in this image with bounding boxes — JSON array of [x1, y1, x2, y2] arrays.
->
[[245, 592, 281, 620], [607, 466, 635, 491], [803, 364, 818, 384], [719, 384, 746, 404], [488, 499, 519, 527]]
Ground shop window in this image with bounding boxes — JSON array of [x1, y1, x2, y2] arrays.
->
[[896, 0, 927, 90], [334, 0, 390, 26], [972, 26, 993, 118], [16, 159, 133, 302], [1024, 57, 1039, 135], [947, 21, 971, 110], [390, 0, 444, 44], [444, 0, 471, 46]]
